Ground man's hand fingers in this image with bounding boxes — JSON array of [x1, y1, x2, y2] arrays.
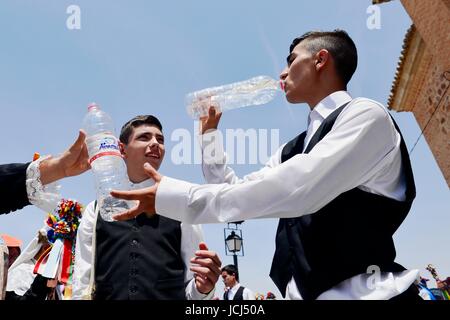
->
[[112, 204, 141, 221], [195, 245, 222, 268], [195, 275, 214, 288], [190, 266, 217, 284], [143, 163, 161, 182], [208, 106, 216, 117], [70, 129, 87, 152], [110, 190, 142, 201], [191, 257, 221, 277], [193, 252, 222, 271], [193, 275, 214, 294], [81, 143, 91, 170]]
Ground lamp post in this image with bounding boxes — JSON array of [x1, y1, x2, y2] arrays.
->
[[224, 222, 244, 282]]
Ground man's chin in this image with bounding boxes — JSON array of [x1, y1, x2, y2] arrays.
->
[[145, 159, 161, 170], [285, 91, 306, 104], [285, 95, 300, 104]]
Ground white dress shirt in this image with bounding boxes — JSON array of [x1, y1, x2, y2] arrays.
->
[[226, 283, 255, 300], [155, 91, 419, 299], [72, 178, 213, 300]]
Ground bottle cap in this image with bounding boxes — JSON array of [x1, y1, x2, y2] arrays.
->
[[88, 102, 100, 111]]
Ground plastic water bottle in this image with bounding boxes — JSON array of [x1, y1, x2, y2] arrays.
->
[[185, 75, 283, 119], [82, 103, 135, 222]]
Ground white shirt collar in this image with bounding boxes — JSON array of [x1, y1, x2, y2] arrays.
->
[[311, 91, 353, 120], [230, 283, 241, 293], [130, 178, 155, 190]]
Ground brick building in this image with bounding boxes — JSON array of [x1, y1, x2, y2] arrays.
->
[[373, 0, 450, 186]]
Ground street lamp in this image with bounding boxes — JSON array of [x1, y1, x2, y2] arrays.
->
[[225, 231, 242, 253], [224, 222, 244, 282]]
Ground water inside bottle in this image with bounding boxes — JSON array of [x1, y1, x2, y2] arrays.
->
[[99, 196, 136, 221], [186, 75, 282, 119]]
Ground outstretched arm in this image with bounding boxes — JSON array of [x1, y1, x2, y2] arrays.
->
[[112, 101, 400, 224], [0, 130, 90, 215]]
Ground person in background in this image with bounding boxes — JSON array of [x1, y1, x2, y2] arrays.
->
[[221, 264, 255, 300], [5, 228, 54, 300]]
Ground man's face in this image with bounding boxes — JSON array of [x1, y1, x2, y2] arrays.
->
[[221, 271, 236, 288], [280, 41, 317, 104], [121, 124, 165, 183]]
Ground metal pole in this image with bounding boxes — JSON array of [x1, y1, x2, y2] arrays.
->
[[233, 254, 239, 282]]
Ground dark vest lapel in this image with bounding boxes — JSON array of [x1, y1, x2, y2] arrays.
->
[[233, 286, 246, 301]]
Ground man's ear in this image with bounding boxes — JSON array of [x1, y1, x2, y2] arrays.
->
[[119, 142, 127, 158], [315, 49, 329, 71]]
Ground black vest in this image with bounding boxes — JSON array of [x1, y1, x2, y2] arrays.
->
[[94, 209, 186, 300], [269, 103, 416, 300], [223, 286, 245, 301]]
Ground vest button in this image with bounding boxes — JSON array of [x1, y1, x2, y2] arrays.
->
[[130, 253, 139, 260], [131, 239, 139, 246], [130, 286, 137, 293], [132, 226, 139, 232]]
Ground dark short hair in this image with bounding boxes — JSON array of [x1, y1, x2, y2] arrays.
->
[[221, 264, 238, 278], [288, 29, 358, 86], [119, 115, 163, 144]]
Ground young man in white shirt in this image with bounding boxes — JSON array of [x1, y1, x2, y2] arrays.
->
[[221, 264, 255, 301], [111, 30, 420, 300], [72, 115, 221, 300]]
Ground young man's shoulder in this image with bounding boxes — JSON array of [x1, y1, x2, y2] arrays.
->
[[349, 96, 388, 112], [344, 96, 393, 121]]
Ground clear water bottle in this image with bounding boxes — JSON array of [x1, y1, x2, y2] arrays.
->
[[82, 103, 135, 222], [185, 75, 283, 119]]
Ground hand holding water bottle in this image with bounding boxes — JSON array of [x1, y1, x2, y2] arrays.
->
[[186, 75, 283, 120], [199, 106, 222, 135], [82, 103, 135, 222]]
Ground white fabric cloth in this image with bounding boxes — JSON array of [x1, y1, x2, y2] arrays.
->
[[155, 91, 419, 299], [6, 227, 48, 295], [226, 283, 255, 300], [26, 156, 61, 213], [71, 178, 214, 300]]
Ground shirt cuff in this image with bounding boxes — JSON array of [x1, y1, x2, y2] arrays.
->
[[186, 278, 216, 300], [26, 156, 62, 213], [156, 176, 195, 222]]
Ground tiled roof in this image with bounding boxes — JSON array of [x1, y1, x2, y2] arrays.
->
[[387, 25, 418, 109]]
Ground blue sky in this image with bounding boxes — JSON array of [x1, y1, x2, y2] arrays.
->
[[0, 0, 448, 298]]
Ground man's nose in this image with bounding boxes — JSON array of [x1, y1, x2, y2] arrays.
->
[[148, 137, 159, 147], [279, 68, 288, 80]]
